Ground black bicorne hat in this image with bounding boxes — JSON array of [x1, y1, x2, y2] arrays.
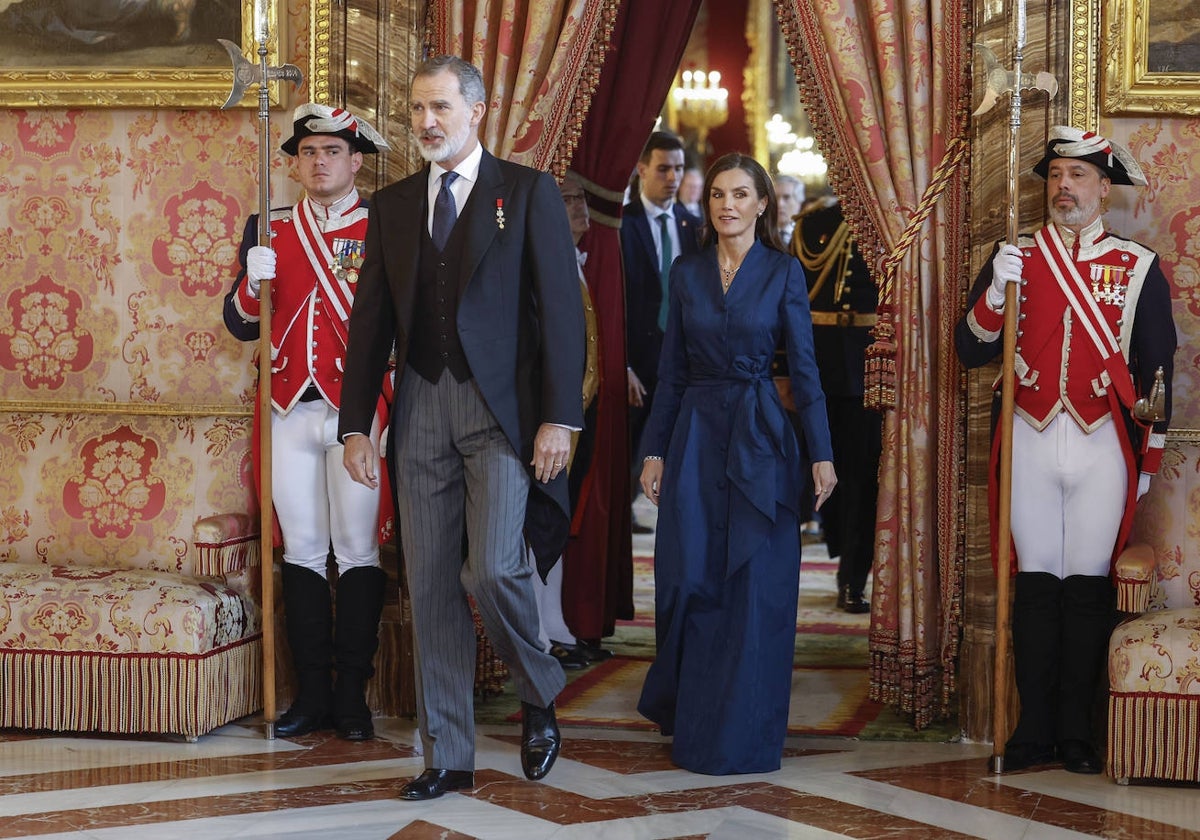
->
[[280, 104, 389, 156], [1032, 126, 1147, 186]]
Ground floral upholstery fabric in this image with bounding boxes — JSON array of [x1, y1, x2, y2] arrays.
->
[[1107, 439, 1200, 782], [0, 563, 259, 656], [1110, 608, 1200, 696]]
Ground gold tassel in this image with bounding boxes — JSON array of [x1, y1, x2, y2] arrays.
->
[[864, 303, 896, 411]]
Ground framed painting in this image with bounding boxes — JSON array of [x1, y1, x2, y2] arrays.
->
[[0, 0, 285, 107], [1103, 0, 1200, 115]]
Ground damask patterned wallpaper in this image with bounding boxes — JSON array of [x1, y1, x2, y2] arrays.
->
[[1105, 116, 1200, 429], [0, 4, 312, 562], [0, 108, 294, 408]]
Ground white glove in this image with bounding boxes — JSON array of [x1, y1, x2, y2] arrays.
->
[[986, 243, 1023, 310], [245, 245, 276, 299], [1137, 472, 1151, 501]]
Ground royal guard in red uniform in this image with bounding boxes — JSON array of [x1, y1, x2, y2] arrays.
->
[[956, 126, 1176, 774], [223, 104, 392, 741]]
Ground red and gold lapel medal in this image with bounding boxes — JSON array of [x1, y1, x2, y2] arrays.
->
[[496, 198, 505, 230], [1090, 262, 1127, 308]]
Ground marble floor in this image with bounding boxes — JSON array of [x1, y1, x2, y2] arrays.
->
[[2, 719, 1198, 839], [4, 502, 1197, 838]]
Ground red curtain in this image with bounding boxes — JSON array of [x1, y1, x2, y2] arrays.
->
[[559, 0, 703, 639], [702, 1, 752, 160]]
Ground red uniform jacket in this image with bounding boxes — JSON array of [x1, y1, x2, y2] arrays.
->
[[228, 198, 369, 413], [955, 220, 1177, 569]]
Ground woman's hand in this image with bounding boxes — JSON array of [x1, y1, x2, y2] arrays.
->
[[812, 460, 837, 511], [640, 458, 665, 506]]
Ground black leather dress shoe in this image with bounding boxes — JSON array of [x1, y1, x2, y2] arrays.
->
[[274, 709, 333, 738], [399, 768, 475, 801], [841, 587, 870, 614], [549, 643, 589, 670], [999, 742, 1056, 772], [576, 639, 614, 662], [520, 701, 561, 780], [1059, 739, 1102, 774], [335, 714, 375, 741]]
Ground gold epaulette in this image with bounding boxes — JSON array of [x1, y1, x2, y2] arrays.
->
[[794, 194, 839, 222]]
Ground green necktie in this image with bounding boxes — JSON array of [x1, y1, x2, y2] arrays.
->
[[658, 212, 672, 331]]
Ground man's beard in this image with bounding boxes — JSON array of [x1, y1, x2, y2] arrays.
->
[[1050, 193, 1102, 228], [414, 121, 472, 164]]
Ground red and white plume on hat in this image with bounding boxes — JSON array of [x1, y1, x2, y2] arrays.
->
[[293, 103, 390, 151], [1046, 126, 1146, 186]]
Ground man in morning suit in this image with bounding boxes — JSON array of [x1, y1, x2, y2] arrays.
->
[[622, 131, 701, 532], [339, 56, 586, 801]]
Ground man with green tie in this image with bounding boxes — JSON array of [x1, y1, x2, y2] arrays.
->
[[621, 131, 701, 534]]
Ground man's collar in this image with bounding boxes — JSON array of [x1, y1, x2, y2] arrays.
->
[[641, 192, 674, 219], [1054, 215, 1106, 250], [431, 142, 484, 183], [304, 188, 360, 218]]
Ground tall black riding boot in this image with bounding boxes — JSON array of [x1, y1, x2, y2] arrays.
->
[[276, 564, 334, 737], [1003, 571, 1062, 770], [1057, 574, 1114, 774], [333, 565, 387, 741]]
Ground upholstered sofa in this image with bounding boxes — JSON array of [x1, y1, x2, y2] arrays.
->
[[0, 411, 262, 740], [1107, 435, 1200, 784]]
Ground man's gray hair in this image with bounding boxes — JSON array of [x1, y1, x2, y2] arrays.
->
[[416, 55, 487, 106], [773, 174, 804, 195]]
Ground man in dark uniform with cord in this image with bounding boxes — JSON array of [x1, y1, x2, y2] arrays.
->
[[793, 195, 881, 614]]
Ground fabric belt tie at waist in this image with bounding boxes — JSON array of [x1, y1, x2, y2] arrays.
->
[[810, 310, 877, 328], [693, 355, 793, 578], [299, 385, 323, 402]]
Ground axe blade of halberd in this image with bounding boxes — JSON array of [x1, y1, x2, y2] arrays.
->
[[218, 38, 303, 110], [972, 44, 1058, 116]]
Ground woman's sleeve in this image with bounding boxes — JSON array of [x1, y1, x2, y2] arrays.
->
[[783, 256, 834, 462], [638, 260, 690, 460]]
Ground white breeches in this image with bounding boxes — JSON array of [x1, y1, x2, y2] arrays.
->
[[527, 548, 573, 649], [1011, 413, 1126, 578], [272, 400, 381, 578]]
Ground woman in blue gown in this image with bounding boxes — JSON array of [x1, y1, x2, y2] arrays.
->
[[637, 154, 836, 775]]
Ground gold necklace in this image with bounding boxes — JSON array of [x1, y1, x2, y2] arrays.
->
[[719, 256, 745, 292]]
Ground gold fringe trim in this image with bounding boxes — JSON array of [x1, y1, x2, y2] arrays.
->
[[547, 0, 623, 179], [1115, 577, 1152, 614], [195, 517, 261, 577], [0, 638, 262, 739], [0, 400, 251, 417], [868, 636, 946, 730], [1108, 693, 1200, 782]]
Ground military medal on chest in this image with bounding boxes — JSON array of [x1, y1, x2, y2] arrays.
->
[[1089, 262, 1127, 308], [330, 237, 365, 284]]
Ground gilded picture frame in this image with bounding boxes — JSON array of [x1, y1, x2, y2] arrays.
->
[[1102, 0, 1200, 115], [0, 0, 285, 108]]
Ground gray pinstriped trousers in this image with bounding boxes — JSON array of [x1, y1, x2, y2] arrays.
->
[[393, 368, 565, 771]]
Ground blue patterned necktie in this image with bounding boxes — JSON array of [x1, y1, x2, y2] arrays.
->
[[658, 212, 673, 331], [432, 170, 460, 251]]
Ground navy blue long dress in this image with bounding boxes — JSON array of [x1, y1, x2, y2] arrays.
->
[[636, 239, 833, 775]]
